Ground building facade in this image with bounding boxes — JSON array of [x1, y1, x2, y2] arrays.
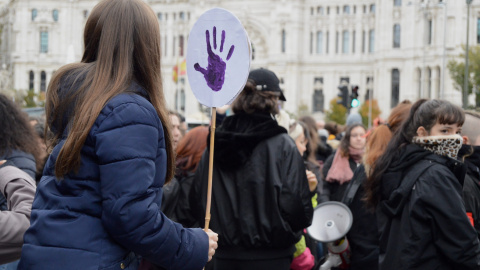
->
[[0, 0, 476, 120]]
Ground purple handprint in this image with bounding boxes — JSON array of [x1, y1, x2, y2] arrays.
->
[[194, 26, 235, 92]]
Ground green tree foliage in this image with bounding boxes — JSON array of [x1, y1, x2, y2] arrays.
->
[[326, 98, 347, 125], [359, 99, 382, 127], [23, 89, 45, 108], [447, 45, 480, 106]]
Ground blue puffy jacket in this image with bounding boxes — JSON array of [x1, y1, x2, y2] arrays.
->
[[18, 86, 208, 270]]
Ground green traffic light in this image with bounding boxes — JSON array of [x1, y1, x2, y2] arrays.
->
[[351, 99, 360, 108]]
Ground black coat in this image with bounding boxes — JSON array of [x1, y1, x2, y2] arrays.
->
[[191, 113, 313, 260], [377, 144, 480, 270], [320, 151, 358, 203], [342, 165, 378, 270], [462, 145, 480, 239]]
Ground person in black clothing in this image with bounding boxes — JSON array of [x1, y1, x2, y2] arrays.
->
[[191, 68, 313, 270], [341, 100, 412, 270], [364, 99, 480, 269], [461, 111, 480, 238], [320, 123, 366, 203]]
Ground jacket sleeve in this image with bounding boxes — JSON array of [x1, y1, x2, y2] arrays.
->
[[0, 165, 36, 264], [279, 143, 314, 232], [416, 167, 480, 269], [462, 175, 480, 238], [95, 101, 208, 270]]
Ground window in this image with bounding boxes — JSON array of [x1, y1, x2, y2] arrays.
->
[[327, 7, 330, 15], [369, 29, 375, 53], [342, 30, 349, 54], [370, 4, 376, 13], [310, 32, 313, 54], [337, 6, 340, 14], [393, 24, 401, 48], [316, 31, 323, 54], [165, 13, 168, 20], [29, 71, 34, 90], [394, 0, 402, 6], [83, 10, 88, 18], [363, 5, 367, 14], [179, 12, 184, 20], [40, 31, 48, 53], [353, 6, 356, 14], [40, 71, 46, 92], [313, 77, 324, 112], [52, 9, 59, 22], [173, 36, 176, 56], [311, 7, 314, 15], [427, 67, 432, 97], [391, 69, 400, 108], [362, 30, 366, 53], [32, 9, 37, 21], [157, 12, 162, 20], [179, 35, 184, 56], [252, 43, 255, 60], [336, 31, 339, 53], [343, 5, 350, 14], [427, 19, 432, 45], [352, 31, 356, 53], [281, 29, 286, 53], [318, 6, 324, 15], [477, 18, 480, 43], [173, 13, 176, 20], [326, 31, 329, 53]]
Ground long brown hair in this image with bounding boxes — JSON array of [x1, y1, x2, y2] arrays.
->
[[175, 126, 209, 173], [338, 123, 366, 157], [364, 99, 465, 208], [47, 0, 174, 181], [0, 94, 42, 164], [364, 100, 412, 170]]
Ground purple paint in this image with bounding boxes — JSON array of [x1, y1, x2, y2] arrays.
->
[[213, 27, 217, 50], [194, 26, 236, 92], [220, 30, 225, 52]]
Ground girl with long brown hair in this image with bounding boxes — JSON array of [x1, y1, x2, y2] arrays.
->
[[18, 0, 217, 269]]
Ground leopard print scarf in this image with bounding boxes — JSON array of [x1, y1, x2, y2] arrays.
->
[[412, 134, 463, 159]]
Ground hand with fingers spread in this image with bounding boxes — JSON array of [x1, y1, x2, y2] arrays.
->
[[205, 229, 218, 262], [194, 26, 235, 92]]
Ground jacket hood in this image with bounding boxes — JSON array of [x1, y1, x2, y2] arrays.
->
[[210, 113, 287, 170], [380, 144, 466, 217], [462, 145, 480, 184]]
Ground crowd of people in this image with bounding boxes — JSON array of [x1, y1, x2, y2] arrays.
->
[[0, 0, 480, 269]]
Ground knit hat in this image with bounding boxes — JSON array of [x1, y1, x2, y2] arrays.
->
[[346, 112, 362, 127]]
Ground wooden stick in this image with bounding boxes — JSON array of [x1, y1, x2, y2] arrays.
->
[[204, 107, 217, 231]]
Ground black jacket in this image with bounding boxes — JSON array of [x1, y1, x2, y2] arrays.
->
[[342, 165, 378, 270], [377, 144, 480, 270], [462, 145, 480, 239], [191, 113, 313, 260], [320, 151, 358, 203]]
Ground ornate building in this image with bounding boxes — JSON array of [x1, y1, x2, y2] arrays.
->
[[0, 0, 475, 120]]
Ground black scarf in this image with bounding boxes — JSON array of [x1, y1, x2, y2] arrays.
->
[[208, 113, 287, 170]]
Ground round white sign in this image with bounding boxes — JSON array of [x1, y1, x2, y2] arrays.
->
[[187, 8, 251, 108]]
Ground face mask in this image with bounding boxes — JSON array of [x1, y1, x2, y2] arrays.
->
[[412, 134, 463, 159]]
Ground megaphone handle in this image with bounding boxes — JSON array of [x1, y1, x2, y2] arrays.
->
[[319, 253, 342, 270]]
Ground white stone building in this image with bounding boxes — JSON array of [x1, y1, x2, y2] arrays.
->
[[0, 0, 477, 121]]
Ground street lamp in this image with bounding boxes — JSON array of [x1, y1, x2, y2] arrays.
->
[[464, 0, 473, 108]]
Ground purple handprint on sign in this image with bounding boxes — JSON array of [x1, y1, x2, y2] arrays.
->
[[194, 26, 235, 92]]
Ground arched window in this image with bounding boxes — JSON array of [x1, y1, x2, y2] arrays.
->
[[32, 9, 37, 21], [342, 30, 349, 53], [391, 69, 400, 108], [281, 29, 286, 53], [370, 4, 376, 13], [157, 12, 162, 20], [40, 71, 46, 92], [343, 5, 350, 14], [29, 71, 34, 90], [316, 31, 323, 54], [394, 0, 402, 7], [40, 31, 48, 53], [393, 24, 401, 48], [52, 9, 59, 22]]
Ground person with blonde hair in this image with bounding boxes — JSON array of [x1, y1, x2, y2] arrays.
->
[[18, 0, 217, 269]]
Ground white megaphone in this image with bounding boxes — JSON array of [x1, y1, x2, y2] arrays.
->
[[307, 201, 353, 270]]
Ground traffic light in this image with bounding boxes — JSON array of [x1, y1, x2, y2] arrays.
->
[[350, 85, 360, 108], [337, 85, 349, 109]]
